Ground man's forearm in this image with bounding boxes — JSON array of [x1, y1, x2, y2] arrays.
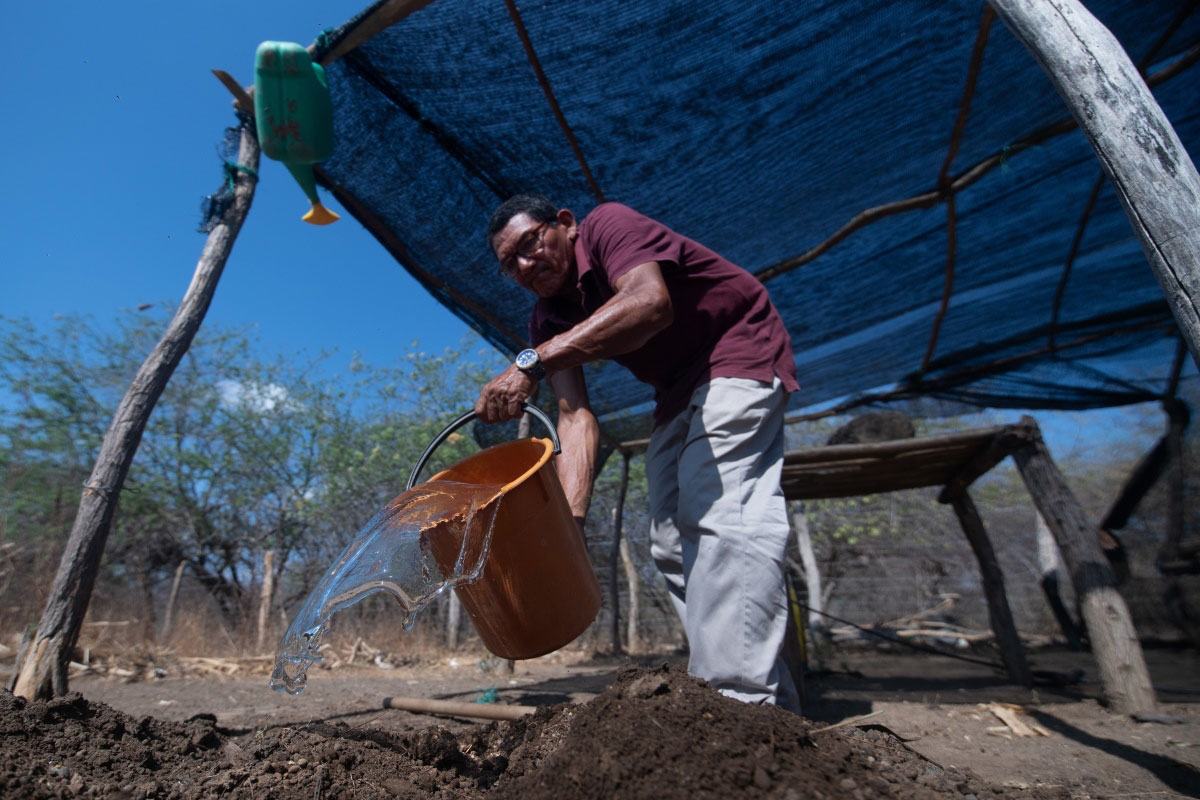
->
[[554, 409, 600, 526], [538, 264, 672, 375]]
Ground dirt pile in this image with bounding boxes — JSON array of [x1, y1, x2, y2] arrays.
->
[[1, 665, 1066, 799]]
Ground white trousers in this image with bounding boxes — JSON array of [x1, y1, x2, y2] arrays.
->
[[647, 377, 797, 709]]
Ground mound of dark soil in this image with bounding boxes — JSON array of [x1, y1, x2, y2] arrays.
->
[[1, 665, 1065, 799]]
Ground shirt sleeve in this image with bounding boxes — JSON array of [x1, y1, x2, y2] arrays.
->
[[585, 203, 678, 283]]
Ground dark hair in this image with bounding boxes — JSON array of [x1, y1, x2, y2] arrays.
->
[[487, 194, 558, 249]]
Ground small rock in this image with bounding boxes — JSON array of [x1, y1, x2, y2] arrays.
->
[[754, 766, 771, 789], [625, 674, 670, 698], [839, 777, 858, 791], [868, 777, 891, 794], [67, 773, 85, 795]]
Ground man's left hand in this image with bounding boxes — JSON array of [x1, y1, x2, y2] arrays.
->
[[475, 365, 536, 423]]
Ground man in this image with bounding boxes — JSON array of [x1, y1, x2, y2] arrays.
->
[[475, 195, 799, 708]]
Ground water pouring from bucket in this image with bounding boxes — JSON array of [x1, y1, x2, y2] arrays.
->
[[270, 404, 601, 694]]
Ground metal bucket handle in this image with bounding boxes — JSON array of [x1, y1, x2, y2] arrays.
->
[[406, 403, 561, 491]]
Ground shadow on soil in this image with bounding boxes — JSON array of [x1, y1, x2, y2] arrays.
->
[[1030, 709, 1200, 798]]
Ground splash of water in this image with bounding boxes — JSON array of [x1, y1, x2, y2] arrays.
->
[[270, 480, 502, 694]]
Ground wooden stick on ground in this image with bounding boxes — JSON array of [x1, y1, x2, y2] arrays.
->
[[382, 696, 537, 722], [811, 710, 884, 734]]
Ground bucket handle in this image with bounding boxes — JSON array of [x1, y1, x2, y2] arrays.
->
[[406, 403, 561, 490]]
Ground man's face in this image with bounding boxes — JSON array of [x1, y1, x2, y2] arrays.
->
[[492, 210, 576, 299]]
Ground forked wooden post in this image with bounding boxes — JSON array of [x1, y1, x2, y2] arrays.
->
[[947, 491, 1032, 686], [988, 0, 1200, 368], [255, 549, 277, 653], [620, 535, 640, 653], [1035, 513, 1084, 651], [608, 450, 631, 654], [789, 504, 826, 636], [12, 123, 260, 700], [1012, 417, 1157, 715], [159, 560, 186, 643]]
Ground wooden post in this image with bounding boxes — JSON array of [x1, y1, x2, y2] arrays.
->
[[255, 550, 276, 653], [1036, 513, 1084, 650], [160, 560, 186, 643], [1161, 399, 1200, 647], [1012, 416, 1157, 715], [12, 123, 260, 700], [608, 451, 630, 654], [446, 590, 462, 650], [988, 0, 1200, 368], [620, 536, 640, 653], [1164, 400, 1188, 557], [948, 491, 1032, 686], [789, 504, 826, 637]]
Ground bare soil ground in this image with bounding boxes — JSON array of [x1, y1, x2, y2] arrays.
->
[[2, 646, 1198, 798]]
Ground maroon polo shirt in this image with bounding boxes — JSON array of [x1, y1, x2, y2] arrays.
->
[[529, 203, 799, 425]]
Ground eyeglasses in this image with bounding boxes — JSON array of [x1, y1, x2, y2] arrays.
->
[[499, 221, 555, 277]]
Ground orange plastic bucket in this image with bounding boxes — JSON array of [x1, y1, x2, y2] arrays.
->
[[411, 407, 601, 659]]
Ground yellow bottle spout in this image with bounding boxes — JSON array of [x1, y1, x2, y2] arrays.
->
[[302, 202, 340, 226]]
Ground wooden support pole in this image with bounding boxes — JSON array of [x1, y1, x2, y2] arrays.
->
[[620, 536, 640, 653], [255, 550, 276, 653], [789, 504, 826, 637], [608, 451, 630, 654], [1036, 513, 1084, 651], [1161, 399, 1200, 646], [446, 590, 462, 650], [317, 0, 435, 65], [158, 560, 186, 644], [939, 425, 1035, 503], [12, 123, 260, 700], [1012, 416, 1157, 715], [1101, 436, 1170, 532], [948, 491, 1032, 686], [988, 0, 1200, 370], [1164, 400, 1188, 557]]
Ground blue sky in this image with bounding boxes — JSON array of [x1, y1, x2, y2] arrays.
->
[[0, 1, 1172, 461], [2, 1, 473, 370]]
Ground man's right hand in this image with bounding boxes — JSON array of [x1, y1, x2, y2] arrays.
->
[[474, 365, 536, 423]]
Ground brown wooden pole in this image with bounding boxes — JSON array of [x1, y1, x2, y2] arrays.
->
[[1011, 416, 1157, 715], [1036, 513, 1084, 651], [948, 491, 1032, 686], [255, 550, 276, 653], [608, 451, 630, 654], [446, 589, 462, 650], [620, 535, 640, 653], [382, 695, 535, 721], [12, 123, 260, 700], [1161, 399, 1200, 646], [159, 560, 186, 643], [1164, 400, 1188, 557], [789, 504, 826, 637]]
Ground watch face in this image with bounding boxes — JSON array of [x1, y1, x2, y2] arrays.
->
[[516, 349, 538, 370]]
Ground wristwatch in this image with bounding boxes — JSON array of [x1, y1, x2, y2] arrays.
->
[[514, 348, 546, 381]]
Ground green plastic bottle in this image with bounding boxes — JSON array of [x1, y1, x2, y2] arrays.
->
[[254, 41, 339, 225]]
